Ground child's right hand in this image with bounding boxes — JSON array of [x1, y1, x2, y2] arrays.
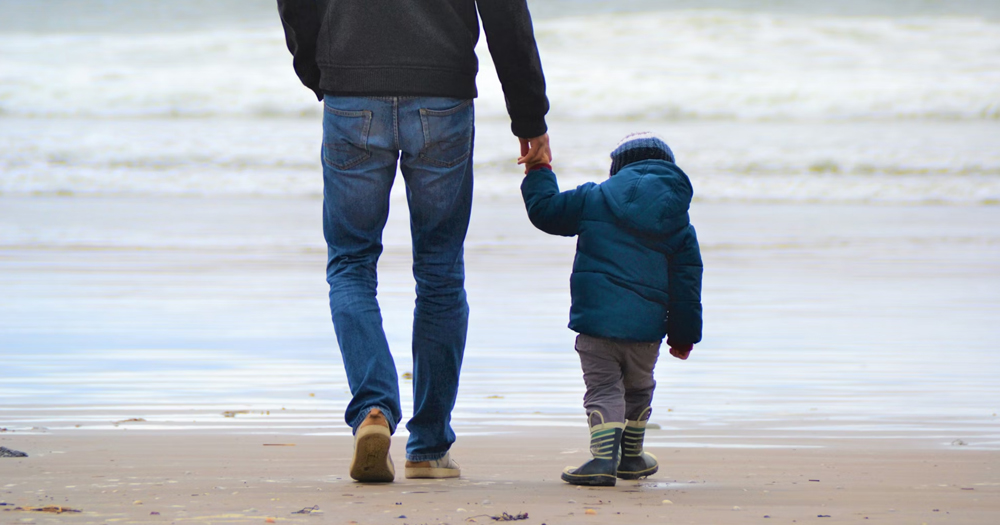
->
[[669, 344, 693, 360]]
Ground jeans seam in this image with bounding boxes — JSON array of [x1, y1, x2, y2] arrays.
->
[[392, 97, 400, 151]]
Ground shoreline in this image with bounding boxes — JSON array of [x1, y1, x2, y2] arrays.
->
[[2, 411, 998, 452]]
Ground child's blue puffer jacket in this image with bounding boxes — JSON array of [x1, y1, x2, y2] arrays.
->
[[521, 159, 703, 345]]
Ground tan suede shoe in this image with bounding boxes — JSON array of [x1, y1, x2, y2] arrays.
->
[[349, 408, 394, 482], [404, 451, 461, 479]]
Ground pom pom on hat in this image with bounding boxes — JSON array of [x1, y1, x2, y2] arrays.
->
[[609, 132, 674, 176]]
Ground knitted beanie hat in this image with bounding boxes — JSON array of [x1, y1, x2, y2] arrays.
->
[[609, 132, 674, 176]]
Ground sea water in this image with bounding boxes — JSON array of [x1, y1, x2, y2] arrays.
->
[[1, 0, 998, 201], [1, 1, 999, 447]]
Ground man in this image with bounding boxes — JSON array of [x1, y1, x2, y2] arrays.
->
[[277, 0, 550, 482]]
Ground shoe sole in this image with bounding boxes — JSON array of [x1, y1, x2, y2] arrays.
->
[[405, 466, 460, 479], [561, 471, 617, 487], [349, 425, 394, 482], [617, 465, 658, 480]]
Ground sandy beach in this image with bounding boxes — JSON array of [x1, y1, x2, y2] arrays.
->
[[2, 195, 999, 523], [2, 433, 998, 525]]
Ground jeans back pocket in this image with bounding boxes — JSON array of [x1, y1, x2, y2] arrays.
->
[[323, 104, 373, 170], [418, 99, 474, 168]]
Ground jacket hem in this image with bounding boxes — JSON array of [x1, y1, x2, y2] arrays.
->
[[319, 66, 478, 99]]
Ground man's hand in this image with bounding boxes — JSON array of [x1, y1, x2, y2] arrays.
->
[[669, 344, 693, 360], [517, 133, 552, 172]]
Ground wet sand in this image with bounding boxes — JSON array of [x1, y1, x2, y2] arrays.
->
[[2, 195, 1000, 522], [2, 196, 999, 441], [2, 432, 998, 525]]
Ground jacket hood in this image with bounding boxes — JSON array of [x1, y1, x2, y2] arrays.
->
[[599, 159, 693, 236]]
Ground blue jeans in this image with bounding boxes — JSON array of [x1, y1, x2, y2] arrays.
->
[[322, 95, 473, 462]]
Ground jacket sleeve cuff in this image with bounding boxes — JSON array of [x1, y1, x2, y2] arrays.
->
[[511, 117, 548, 139]]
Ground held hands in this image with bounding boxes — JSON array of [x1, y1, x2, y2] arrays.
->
[[669, 344, 693, 360], [517, 133, 552, 173]]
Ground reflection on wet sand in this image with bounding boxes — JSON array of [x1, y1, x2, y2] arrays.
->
[[1, 196, 999, 450]]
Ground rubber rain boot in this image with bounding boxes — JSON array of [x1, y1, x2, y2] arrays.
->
[[561, 411, 623, 486], [618, 406, 658, 479]]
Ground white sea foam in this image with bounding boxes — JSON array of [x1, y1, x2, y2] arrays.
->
[[492, 11, 1000, 122], [3, 117, 998, 203], [1, 10, 997, 121], [1, 9, 999, 202]]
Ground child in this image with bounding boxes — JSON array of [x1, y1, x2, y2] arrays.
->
[[520, 132, 703, 486]]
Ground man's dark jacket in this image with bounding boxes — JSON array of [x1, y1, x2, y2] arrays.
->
[[521, 160, 704, 345], [277, 0, 549, 138]]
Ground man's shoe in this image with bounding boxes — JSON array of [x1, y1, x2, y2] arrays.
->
[[561, 411, 623, 487], [618, 407, 658, 480], [349, 408, 394, 482], [405, 452, 461, 479]]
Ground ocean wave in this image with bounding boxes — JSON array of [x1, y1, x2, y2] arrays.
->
[[6, 153, 1000, 179], [1, 10, 998, 121], [4, 105, 1000, 122], [4, 164, 999, 205], [3, 114, 998, 203]]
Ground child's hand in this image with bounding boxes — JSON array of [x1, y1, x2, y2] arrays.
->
[[669, 344, 693, 360]]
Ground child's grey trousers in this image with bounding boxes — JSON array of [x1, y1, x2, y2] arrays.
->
[[575, 333, 661, 425]]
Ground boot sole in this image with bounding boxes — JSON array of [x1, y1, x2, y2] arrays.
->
[[561, 471, 617, 486], [405, 466, 460, 479], [617, 465, 658, 480], [349, 425, 394, 482]]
